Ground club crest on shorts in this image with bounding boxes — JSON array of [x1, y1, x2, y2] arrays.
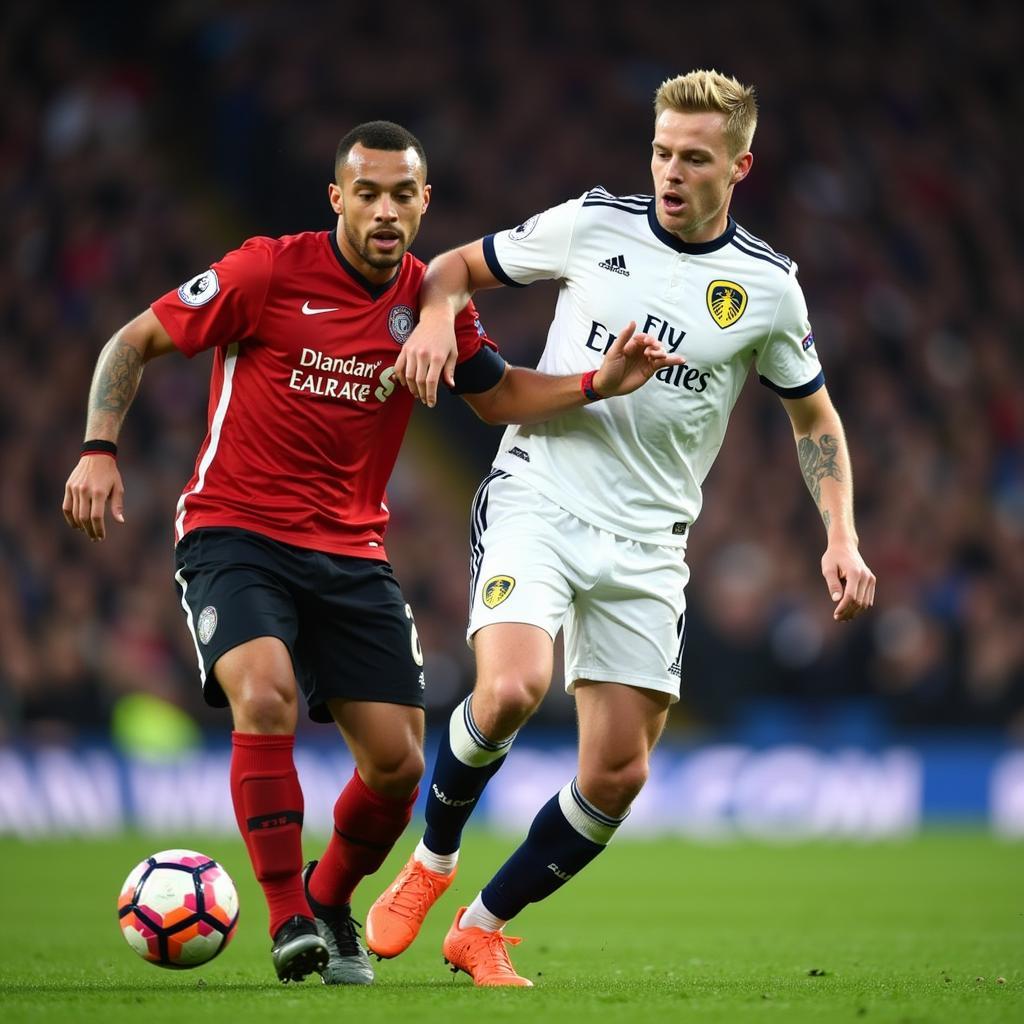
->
[[388, 304, 416, 344], [706, 280, 748, 329], [197, 605, 218, 645], [482, 575, 515, 609], [178, 269, 220, 307]]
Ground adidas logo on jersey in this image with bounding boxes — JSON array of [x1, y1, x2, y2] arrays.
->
[[598, 254, 630, 276]]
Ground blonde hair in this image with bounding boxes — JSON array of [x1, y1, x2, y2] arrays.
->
[[654, 70, 758, 155]]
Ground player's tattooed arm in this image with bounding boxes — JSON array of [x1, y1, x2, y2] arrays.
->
[[85, 335, 145, 438], [797, 431, 842, 527], [781, 390, 856, 540], [781, 389, 875, 620], [83, 308, 177, 440], [64, 309, 177, 540]]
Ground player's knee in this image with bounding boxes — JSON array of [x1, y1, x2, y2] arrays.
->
[[359, 746, 424, 800], [579, 759, 650, 818], [227, 679, 297, 734], [476, 672, 546, 734]]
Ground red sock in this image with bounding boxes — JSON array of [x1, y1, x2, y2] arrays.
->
[[309, 770, 418, 908], [230, 732, 310, 937]]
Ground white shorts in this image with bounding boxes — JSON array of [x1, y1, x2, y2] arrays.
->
[[467, 471, 689, 701]]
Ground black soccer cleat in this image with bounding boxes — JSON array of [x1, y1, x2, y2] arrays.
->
[[271, 914, 330, 983], [303, 861, 374, 984]]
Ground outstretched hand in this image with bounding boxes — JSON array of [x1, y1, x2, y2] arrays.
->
[[62, 456, 125, 541], [592, 321, 686, 398], [822, 540, 876, 621]]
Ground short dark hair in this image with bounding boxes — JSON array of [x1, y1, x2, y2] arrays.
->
[[335, 121, 427, 180]]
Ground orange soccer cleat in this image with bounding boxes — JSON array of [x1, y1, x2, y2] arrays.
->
[[442, 907, 533, 987], [365, 855, 456, 959]]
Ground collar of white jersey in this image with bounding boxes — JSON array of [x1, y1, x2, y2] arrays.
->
[[646, 204, 737, 255]]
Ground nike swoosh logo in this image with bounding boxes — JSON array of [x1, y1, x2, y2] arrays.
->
[[302, 301, 340, 315]]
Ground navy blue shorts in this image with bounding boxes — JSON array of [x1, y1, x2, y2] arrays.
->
[[173, 527, 425, 723]]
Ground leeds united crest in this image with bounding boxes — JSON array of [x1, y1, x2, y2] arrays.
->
[[706, 280, 748, 329], [482, 575, 516, 609]]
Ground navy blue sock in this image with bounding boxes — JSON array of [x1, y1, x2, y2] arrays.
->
[[481, 778, 627, 920], [422, 696, 515, 856]]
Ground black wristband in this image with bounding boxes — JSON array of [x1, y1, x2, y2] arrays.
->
[[81, 439, 118, 457]]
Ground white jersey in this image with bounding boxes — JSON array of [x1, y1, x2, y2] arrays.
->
[[485, 187, 823, 547]]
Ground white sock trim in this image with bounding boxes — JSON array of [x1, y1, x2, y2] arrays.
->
[[413, 839, 458, 875], [448, 696, 516, 767], [557, 778, 628, 845]]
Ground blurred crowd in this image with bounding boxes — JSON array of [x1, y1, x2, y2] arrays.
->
[[1, 0, 1022, 745]]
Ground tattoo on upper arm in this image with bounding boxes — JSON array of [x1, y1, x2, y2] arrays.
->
[[797, 432, 842, 507]]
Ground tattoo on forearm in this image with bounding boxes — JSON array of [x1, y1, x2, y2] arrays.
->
[[88, 337, 143, 424], [797, 432, 842, 507], [821, 509, 831, 531]]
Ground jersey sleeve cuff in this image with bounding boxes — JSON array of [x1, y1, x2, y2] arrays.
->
[[482, 234, 527, 289], [451, 345, 507, 394], [758, 370, 825, 398]]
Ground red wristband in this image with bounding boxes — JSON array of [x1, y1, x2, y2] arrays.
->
[[581, 370, 604, 402]]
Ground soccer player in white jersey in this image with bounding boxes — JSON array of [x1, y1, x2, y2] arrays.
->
[[366, 70, 876, 986]]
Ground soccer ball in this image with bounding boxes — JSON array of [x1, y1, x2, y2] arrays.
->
[[117, 849, 239, 969]]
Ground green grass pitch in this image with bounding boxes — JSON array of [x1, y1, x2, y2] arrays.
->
[[1, 831, 1020, 1023]]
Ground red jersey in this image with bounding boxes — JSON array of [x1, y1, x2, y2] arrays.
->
[[151, 230, 500, 559]]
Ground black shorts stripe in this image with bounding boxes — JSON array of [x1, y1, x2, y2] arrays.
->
[[669, 613, 688, 678], [469, 469, 509, 610]]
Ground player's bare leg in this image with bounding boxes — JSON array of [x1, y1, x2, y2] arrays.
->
[[331, 699, 425, 803], [305, 700, 424, 983], [466, 623, 554, 738], [217, 637, 328, 983], [367, 624, 551, 958], [573, 681, 671, 818], [447, 680, 670, 986]]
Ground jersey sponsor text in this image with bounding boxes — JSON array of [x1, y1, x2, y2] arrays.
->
[[288, 347, 392, 403]]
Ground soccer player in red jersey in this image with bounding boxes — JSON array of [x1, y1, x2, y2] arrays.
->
[[62, 121, 680, 985]]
